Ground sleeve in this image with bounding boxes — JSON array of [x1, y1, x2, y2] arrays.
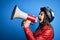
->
[[24, 27, 53, 40]]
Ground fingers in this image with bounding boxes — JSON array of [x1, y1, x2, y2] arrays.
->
[[23, 20, 31, 24], [23, 20, 31, 27]]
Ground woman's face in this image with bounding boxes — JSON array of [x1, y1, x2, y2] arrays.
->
[[38, 11, 45, 23]]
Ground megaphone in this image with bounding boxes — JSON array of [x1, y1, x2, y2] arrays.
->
[[11, 5, 37, 23]]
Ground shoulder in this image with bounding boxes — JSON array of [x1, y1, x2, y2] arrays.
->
[[42, 25, 54, 38]]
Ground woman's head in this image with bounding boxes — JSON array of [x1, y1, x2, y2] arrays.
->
[[38, 7, 54, 23], [38, 11, 45, 23], [37, 7, 54, 30]]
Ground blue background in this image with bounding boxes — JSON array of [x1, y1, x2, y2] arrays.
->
[[0, 0, 60, 40]]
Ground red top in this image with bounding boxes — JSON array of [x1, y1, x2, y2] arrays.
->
[[24, 25, 54, 40]]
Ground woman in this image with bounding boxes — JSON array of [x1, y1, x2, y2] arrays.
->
[[23, 7, 54, 40]]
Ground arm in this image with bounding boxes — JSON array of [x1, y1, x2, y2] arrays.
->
[[24, 27, 53, 40], [23, 20, 53, 40]]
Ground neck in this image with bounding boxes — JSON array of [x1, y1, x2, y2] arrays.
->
[[37, 20, 48, 30]]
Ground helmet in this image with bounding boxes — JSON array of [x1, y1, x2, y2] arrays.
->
[[41, 7, 54, 22]]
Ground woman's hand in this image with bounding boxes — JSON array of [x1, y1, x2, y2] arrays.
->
[[23, 20, 31, 28]]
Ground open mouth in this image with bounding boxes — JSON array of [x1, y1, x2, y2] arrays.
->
[[38, 17, 41, 21]]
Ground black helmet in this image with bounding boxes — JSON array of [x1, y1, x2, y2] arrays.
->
[[41, 7, 54, 23]]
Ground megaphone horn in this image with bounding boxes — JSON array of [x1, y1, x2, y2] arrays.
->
[[11, 5, 27, 20]]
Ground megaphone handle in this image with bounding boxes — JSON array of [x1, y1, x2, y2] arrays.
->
[[21, 20, 31, 26]]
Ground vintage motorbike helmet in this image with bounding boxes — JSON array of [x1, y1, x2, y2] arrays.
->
[[41, 7, 54, 23]]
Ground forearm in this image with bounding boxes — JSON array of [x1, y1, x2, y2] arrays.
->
[[24, 27, 35, 40]]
